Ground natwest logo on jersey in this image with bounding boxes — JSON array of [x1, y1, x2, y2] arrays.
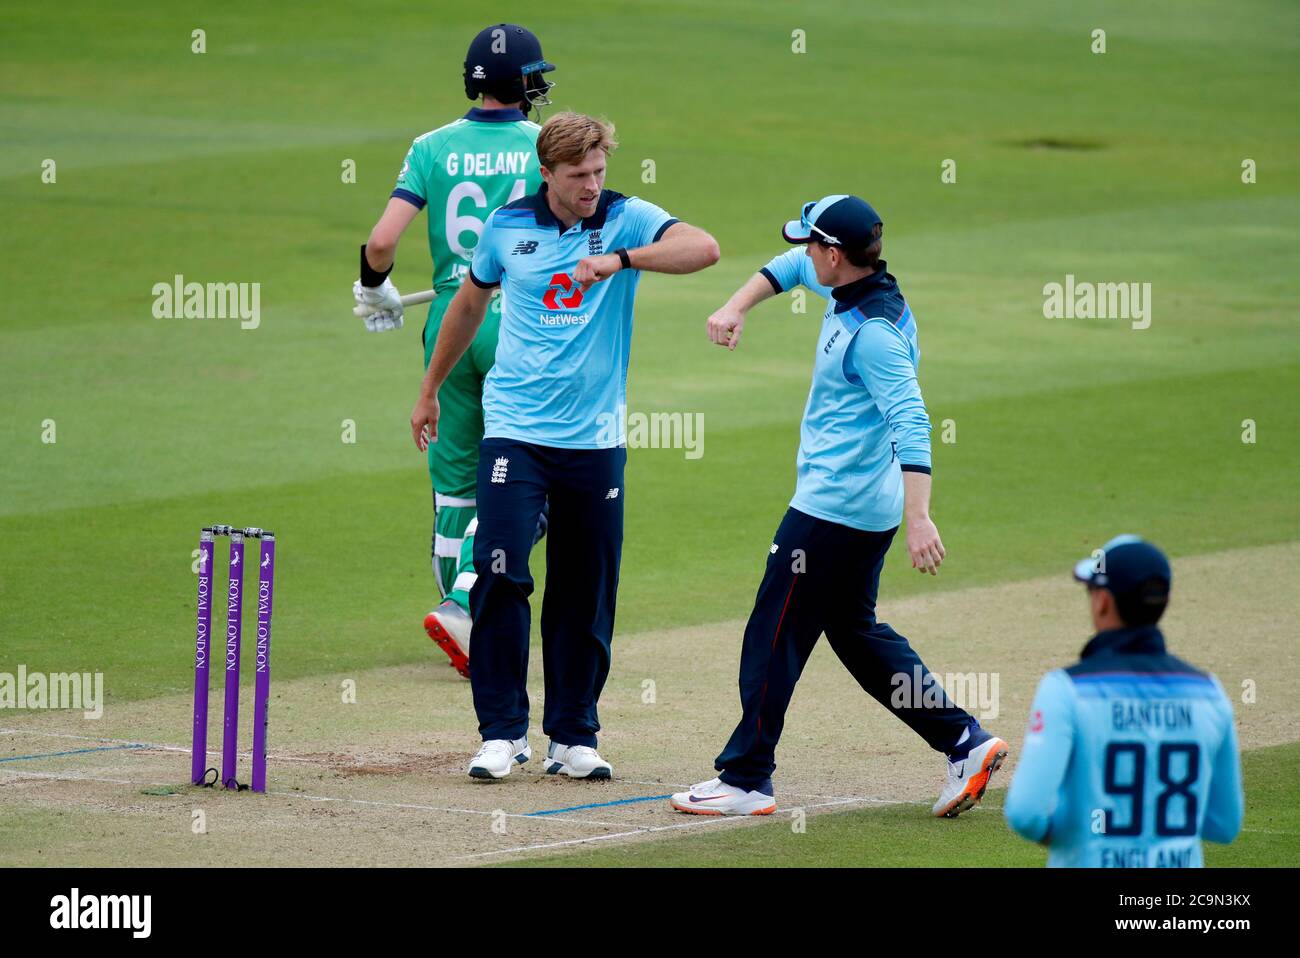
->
[[542, 273, 584, 310], [539, 272, 592, 326]]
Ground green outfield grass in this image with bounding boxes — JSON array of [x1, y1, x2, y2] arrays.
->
[[0, 0, 1296, 870], [1, 0, 1296, 702], [509, 741, 1300, 867]]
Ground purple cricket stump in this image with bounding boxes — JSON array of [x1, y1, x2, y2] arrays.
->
[[221, 531, 245, 789], [250, 534, 275, 793], [191, 529, 215, 785]]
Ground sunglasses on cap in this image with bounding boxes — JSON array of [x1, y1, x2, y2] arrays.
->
[[801, 201, 842, 246]]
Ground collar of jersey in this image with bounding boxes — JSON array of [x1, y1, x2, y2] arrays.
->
[[464, 106, 527, 123], [528, 183, 624, 233], [830, 261, 893, 313], [1079, 624, 1167, 659]]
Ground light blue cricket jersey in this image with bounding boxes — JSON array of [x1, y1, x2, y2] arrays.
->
[[760, 248, 931, 532], [1004, 626, 1244, 868], [470, 184, 677, 448]]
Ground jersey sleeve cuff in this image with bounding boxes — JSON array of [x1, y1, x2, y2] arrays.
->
[[900, 463, 932, 475], [651, 218, 679, 242], [759, 267, 784, 294], [468, 268, 500, 289], [391, 188, 426, 211]]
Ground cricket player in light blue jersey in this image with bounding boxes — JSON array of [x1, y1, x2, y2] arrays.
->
[[672, 196, 1008, 817], [410, 112, 719, 780], [1005, 536, 1243, 867]]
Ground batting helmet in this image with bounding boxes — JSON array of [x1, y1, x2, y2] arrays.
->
[[463, 24, 556, 115]]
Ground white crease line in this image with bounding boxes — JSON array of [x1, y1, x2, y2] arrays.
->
[[271, 789, 629, 827], [0, 767, 627, 829], [0, 727, 379, 764], [1, 729, 928, 819], [456, 795, 912, 860], [1, 728, 184, 749], [4, 731, 883, 799], [459, 816, 754, 859], [0, 769, 166, 788], [618, 777, 909, 803]]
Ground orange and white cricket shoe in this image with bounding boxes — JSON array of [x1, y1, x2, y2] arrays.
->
[[932, 733, 1009, 818], [424, 600, 471, 679], [670, 777, 777, 816]]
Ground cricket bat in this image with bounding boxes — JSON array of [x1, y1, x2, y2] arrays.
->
[[399, 290, 436, 308]]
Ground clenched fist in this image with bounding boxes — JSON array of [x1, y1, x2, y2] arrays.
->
[[707, 304, 746, 350], [572, 254, 622, 290]]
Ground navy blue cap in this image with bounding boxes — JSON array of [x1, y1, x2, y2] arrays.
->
[[782, 195, 883, 248], [1073, 534, 1172, 607]]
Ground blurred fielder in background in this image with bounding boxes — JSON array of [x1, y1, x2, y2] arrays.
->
[[672, 196, 1008, 817], [1004, 536, 1243, 866], [353, 24, 554, 677]]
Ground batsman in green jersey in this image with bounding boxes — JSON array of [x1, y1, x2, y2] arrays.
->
[[353, 24, 556, 678]]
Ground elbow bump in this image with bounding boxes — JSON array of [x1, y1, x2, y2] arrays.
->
[[702, 235, 721, 266]]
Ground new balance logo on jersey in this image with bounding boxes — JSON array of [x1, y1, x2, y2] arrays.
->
[[490, 457, 509, 484], [512, 240, 539, 255], [605, 488, 620, 500]]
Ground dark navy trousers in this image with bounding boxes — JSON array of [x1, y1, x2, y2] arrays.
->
[[716, 507, 977, 791], [469, 438, 625, 747]]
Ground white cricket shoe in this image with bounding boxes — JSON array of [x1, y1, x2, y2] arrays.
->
[[932, 734, 1009, 818], [670, 777, 777, 816], [467, 737, 531, 780], [543, 742, 612, 780], [425, 600, 471, 679]]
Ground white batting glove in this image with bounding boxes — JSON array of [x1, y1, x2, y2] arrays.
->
[[363, 308, 403, 332], [352, 278, 404, 332]]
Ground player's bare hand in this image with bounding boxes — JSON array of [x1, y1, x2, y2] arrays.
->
[[906, 514, 946, 575], [573, 254, 621, 290], [410, 394, 440, 452], [707, 304, 746, 350]]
